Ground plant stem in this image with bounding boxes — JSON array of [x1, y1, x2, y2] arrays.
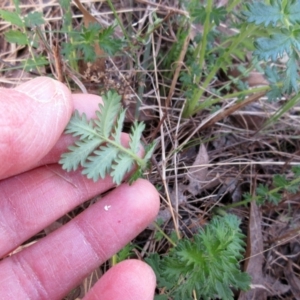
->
[[227, 0, 241, 12], [224, 174, 300, 209], [153, 222, 177, 246], [183, 23, 257, 117], [193, 0, 213, 84], [136, 37, 151, 119], [111, 254, 117, 266], [61, 0, 78, 72], [106, 0, 135, 50]]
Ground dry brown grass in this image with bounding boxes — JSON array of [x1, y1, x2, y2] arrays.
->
[[1, 0, 300, 299]]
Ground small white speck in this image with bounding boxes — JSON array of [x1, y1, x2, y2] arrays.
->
[[104, 205, 111, 211]]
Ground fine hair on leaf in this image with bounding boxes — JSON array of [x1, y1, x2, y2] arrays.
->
[[59, 90, 155, 185]]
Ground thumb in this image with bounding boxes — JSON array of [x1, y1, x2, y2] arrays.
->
[[0, 77, 73, 180]]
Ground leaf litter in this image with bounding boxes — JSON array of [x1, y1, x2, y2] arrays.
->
[[1, 0, 300, 299]]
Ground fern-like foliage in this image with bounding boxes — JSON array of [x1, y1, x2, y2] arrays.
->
[[243, 166, 300, 206], [59, 90, 155, 185], [244, 0, 300, 96], [146, 214, 251, 300], [62, 23, 124, 62]]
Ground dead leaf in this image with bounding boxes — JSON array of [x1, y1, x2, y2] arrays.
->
[[230, 103, 267, 131], [238, 202, 291, 299], [239, 201, 268, 300], [187, 144, 209, 195]]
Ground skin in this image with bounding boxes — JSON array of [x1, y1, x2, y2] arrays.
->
[[0, 77, 159, 300]]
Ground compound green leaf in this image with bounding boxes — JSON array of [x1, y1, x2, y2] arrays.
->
[[0, 10, 23, 27], [268, 192, 281, 204], [111, 153, 134, 185], [112, 109, 126, 143], [95, 91, 121, 138], [22, 56, 48, 71], [24, 11, 44, 27], [59, 138, 100, 171], [256, 184, 269, 198], [5, 29, 27, 45], [273, 174, 288, 188], [244, 2, 283, 26], [83, 145, 119, 182], [129, 121, 145, 154], [286, 183, 300, 194], [254, 33, 292, 61], [284, 56, 299, 93], [151, 214, 250, 299], [98, 25, 124, 56], [292, 166, 300, 176], [143, 142, 156, 163], [65, 111, 97, 140], [60, 90, 152, 185], [285, 1, 300, 24]]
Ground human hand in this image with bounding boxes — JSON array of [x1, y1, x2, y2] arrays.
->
[[0, 77, 159, 300]]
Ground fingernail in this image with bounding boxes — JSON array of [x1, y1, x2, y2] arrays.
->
[[15, 77, 60, 103]]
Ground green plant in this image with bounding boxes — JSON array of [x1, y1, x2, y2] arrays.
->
[[162, 0, 300, 118], [244, 0, 300, 99], [236, 166, 300, 208], [219, 166, 300, 212], [61, 22, 124, 65], [60, 0, 78, 71], [146, 214, 251, 300], [0, 0, 122, 77], [59, 0, 124, 72], [179, 0, 263, 117], [0, 0, 47, 72], [59, 90, 155, 185], [113, 243, 136, 265]]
